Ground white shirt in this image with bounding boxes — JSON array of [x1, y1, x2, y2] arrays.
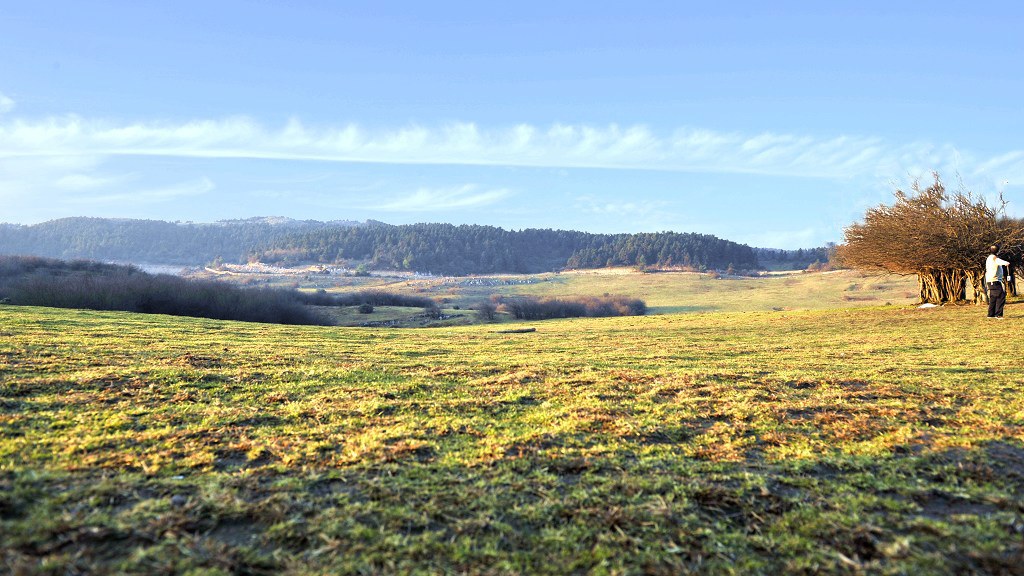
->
[[986, 253, 1010, 283]]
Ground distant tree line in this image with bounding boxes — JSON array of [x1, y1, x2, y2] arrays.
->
[[257, 222, 759, 275], [0, 256, 328, 325], [835, 173, 1024, 304], [1, 217, 787, 275], [0, 217, 351, 265], [754, 246, 834, 270]]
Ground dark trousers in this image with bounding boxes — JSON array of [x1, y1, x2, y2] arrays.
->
[[988, 282, 1006, 317]]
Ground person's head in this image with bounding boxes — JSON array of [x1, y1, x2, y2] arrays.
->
[[991, 244, 1000, 255]]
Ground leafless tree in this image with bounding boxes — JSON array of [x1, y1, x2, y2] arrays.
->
[[836, 173, 1024, 304]]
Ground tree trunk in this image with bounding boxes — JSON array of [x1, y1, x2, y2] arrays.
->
[[967, 269, 986, 304], [944, 268, 967, 302], [917, 268, 968, 304], [918, 270, 943, 304]]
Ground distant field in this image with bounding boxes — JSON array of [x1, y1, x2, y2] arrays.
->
[[198, 267, 921, 325], [3, 280, 1023, 573], [367, 268, 919, 314], [472, 268, 921, 314]]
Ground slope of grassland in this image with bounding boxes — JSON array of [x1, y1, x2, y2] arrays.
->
[[278, 268, 921, 325], [485, 268, 920, 314], [2, 296, 1023, 574]]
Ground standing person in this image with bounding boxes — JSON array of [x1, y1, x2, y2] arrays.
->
[[986, 245, 1010, 319]]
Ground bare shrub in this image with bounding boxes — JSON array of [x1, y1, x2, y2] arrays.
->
[[474, 301, 499, 322], [423, 303, 443, 319], [836, 173, 1024, 303], [496, 295, 646, 320]]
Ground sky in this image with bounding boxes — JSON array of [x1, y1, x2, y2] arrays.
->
[[2, 1, 1023, 248]]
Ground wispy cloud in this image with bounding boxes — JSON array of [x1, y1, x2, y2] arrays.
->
[[66, 177, 214, 204], [571, 196, 679, 233], [3, 114, 1022, 183], [576, 196, 667, 218], [374, 184, 511, 212], [56, 173, 134, 191], [134, 177, 214, 201], [0, 92, 13, 115], [0, 155, 105, 201]]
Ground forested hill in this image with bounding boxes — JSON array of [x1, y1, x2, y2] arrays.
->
[[0, 217, 761, 274], [0, 217, 351, 265], [257, 222, 758, 275]]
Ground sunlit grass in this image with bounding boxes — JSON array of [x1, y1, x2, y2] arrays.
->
[[296, 268, 920, 325], [2, 288, 1023, 574], [492, 268, 920, 313]]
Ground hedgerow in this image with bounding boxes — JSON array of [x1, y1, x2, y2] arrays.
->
[[0, 256, 325, 325]]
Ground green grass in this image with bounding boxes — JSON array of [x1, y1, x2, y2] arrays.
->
[[311, 304, 477, 328], [2, 274, 1023, 574]]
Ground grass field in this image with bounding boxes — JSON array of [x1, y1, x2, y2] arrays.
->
[[2, 270, 1023, 574], [283, 268, 921, 326]]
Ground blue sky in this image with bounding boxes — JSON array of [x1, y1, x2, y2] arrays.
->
[[2, 1, 1023, 248]]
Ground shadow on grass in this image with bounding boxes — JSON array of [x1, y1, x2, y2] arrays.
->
[[3, 438, 1023, 575]]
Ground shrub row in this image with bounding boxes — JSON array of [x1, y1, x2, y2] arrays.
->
[[296, 289, 435, 309], [0, 256, 644, 326], [497, 295, 647, 320], [0, 256, 327, 325]]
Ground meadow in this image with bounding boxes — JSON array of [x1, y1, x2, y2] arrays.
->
[[2, 270, 1023, 574], [223, 267, 922, 325]]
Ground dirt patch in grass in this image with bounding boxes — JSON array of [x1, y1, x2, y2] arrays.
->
[[914, 489, 1002, 519], [176, 352, 224, 369], [206, 518, 263, 548], [984, 442, 1024, 489]]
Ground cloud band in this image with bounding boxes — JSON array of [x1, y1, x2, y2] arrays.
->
[[3, 115, 1016, 183]]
